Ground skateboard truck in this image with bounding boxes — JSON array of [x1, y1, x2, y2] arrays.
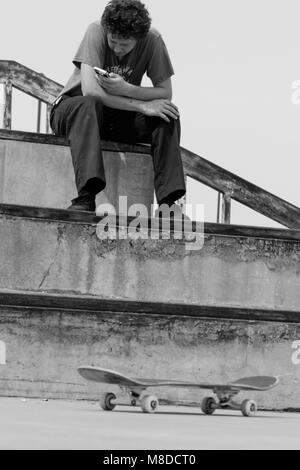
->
[[101, 390, 159, 414], [201, 389, 258, 417]]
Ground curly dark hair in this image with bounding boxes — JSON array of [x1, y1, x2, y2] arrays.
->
[[101, 0, 151, 39]]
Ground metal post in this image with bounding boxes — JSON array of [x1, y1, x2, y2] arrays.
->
[[3, 80, 12, 130], [217, 192, 221, 223], [178, 173, 188, 214], [46, 104, 52, 134], [37, 100, 42, 133], [222, 193, 232, 224]]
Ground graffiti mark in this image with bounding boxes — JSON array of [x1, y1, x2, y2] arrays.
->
[[292, 341, 300, 365], [0, 341, 6, 365]]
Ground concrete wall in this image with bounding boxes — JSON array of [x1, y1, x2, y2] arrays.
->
[[0, 213, 300, 311], [0, 305, 299, 410], [0, 140, 154, 215]]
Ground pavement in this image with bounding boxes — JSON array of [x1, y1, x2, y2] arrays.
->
[[0, 398, 299, 450]]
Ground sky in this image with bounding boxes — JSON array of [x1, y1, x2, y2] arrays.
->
[[1, 0, 300, 227]]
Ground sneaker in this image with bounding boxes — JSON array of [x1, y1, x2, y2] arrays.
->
[[67, 193, 96, 213], [155, 203, 190, 221]]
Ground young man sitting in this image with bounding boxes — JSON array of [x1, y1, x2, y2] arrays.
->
[[50, 0, 186, 215]]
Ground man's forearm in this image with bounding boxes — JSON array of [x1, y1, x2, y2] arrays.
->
[[84, 83, 179, 124], [124, 84, 172, 101], [85, 85, 145, 113]]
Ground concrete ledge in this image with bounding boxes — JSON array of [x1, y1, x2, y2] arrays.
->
[[1, 203, 300, 241], [0, 298, 299, 409], [2, 129, 300, 230], [0, 129, 152, 153], [0, 132, 154, 213], [0, 290, 299, 324]]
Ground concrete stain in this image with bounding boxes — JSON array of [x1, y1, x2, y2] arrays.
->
[[203, 236, 300, 271]]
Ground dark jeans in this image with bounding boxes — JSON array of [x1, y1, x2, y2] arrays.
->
[[50, 95, 186, 204]]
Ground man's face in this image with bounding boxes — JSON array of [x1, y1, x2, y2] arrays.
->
[[107, 33, 138, 58]]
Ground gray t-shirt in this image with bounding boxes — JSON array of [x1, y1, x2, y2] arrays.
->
[[59, 20, 174, 98]]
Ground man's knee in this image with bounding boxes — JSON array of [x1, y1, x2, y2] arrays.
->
[[160, 115, 180, 128], [156, 116, 181, 137], [79, 95, 103, 115]]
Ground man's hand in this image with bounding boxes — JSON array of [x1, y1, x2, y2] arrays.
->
[[96, 72, 129, 96], [141, 99, 180, 123]]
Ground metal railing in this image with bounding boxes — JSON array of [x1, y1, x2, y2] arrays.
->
[[1, 60, 300, 228], [0, 60, 62, 134], [0, 102, 3, 129]]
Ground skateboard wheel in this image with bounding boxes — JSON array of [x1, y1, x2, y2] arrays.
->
[[141, 395, 159, 414], [201, 397, 217, 415], [100, 393, 117, 411], [241, 399, 257, 417]]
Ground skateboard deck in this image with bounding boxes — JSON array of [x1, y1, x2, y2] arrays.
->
[[78, 366, 279, 417], [78, 366, 278, 391]]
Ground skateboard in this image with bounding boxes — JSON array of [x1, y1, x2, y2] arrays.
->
[[78, 366, 279, 417]]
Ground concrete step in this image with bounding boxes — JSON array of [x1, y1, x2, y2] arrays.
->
[[0, 289, 299, 410], [0, 203, 300, 311], [0, 131, 154, 214]]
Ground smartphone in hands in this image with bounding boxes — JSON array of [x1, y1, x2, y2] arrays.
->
[[94, 67, 111, 78]]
